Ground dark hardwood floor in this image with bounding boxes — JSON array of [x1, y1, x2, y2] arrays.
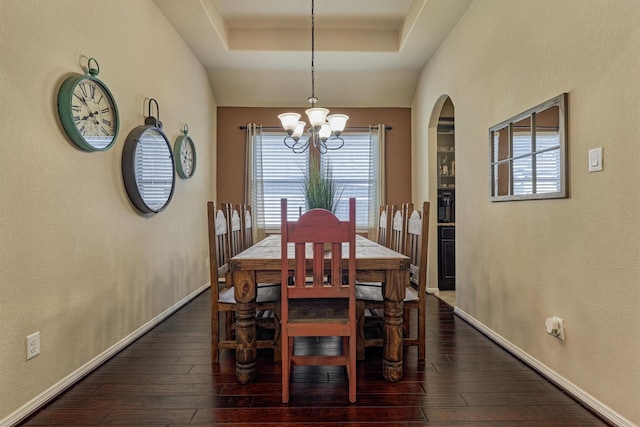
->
[[21, 289, 609, 426]]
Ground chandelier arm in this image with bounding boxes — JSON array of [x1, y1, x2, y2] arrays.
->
[[293, 140, 311, 154], [314, 138, 328, 155], [283, 136, 298, 149], [325, 136, 345, 150], [284, 135, 311, 154]]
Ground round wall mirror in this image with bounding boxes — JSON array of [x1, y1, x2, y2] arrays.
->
[[122, 125, 175, 213]]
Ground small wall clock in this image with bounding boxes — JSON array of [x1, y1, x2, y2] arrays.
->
[[57, 57, 119, 151], [122, 99, 175, 214], [174, 124, 197, 179]]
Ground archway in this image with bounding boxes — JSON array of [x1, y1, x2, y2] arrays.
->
[[435, 97, 456, 292]]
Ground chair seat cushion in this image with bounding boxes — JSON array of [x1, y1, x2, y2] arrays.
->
[[218, 283, 281, 304], [356, 283, 419, 302], [288, 298, 349, 324]]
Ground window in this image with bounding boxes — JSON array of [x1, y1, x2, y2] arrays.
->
[[257, 133, 308, 227], [490, 93, 567, 201], [257, 131, 376, 230], [321, 132, 372, 228]]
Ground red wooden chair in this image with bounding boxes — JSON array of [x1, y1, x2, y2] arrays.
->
[[280, 198, 357, 403]]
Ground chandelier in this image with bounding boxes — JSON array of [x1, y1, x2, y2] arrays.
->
[[278, 0, 349, 154]]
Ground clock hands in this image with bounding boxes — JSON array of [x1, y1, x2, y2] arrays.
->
[[75, 82, 114, 135], [76, 94, 100, 125]]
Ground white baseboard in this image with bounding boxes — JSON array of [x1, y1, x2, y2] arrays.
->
[[426, 287, 439, 295], [454, 306, 635, 427], [0, 283, 210, 427]]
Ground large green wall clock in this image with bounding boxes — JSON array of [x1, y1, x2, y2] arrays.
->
[[57, 57, 119, 152]]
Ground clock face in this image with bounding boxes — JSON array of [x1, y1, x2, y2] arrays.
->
[[180, 138, 194, 176], [175, 135, 196, 179], [58, 74, 120, 152], [70, 79, 117, 149]]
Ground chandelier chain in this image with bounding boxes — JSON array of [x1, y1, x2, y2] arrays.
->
[[309, 0, 317, 105], [278, 0, 348, 154]]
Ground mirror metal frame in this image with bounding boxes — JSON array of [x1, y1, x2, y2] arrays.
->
[[122, 124, 176, 214], [489, 93, 568, 202]]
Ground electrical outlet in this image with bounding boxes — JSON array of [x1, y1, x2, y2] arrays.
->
[[27, 332, 40, 360], [545, 317, 565, 341]]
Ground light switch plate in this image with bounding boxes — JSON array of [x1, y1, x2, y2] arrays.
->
[[589, 147, 603, 172]]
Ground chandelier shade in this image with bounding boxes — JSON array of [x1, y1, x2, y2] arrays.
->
[[305, 108, 329, 129], [277, 0, 349, 154], [326, 114, 348, 135], [278, 113, 301, 134]]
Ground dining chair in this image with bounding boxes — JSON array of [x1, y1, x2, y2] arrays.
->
[[401, 201, 430, 360], [237, 204, 254, 251], [280, 198, 357, 403], [377, 205, 391, 247], [221, 203, 245, 343], [356, 202, 429, 361], [389, 203, 412, 255], [236, 202, 281, 359], [356, 203, 408, 359], [224, 203, 244, 259], [207, 202, 280, 363]]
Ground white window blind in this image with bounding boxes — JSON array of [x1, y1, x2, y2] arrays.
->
[[322, 132, 371, 228], [135, 129, 174, 211], [258, 132, 374, 229], [258, 133, 308, 227]]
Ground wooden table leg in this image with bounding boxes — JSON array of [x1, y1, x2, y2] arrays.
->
[[382, 268, 406, 382], [233, 270, 257, 384]]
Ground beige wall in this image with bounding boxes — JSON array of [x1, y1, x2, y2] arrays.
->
[[217, 107, 412, 206], [0, 0, 216, 421], [413, 0, 640, 424]]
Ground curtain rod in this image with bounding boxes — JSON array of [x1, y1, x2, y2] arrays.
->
[[238, 125, 392, 131]]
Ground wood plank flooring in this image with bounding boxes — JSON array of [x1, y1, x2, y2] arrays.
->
[[20, 289, 609, 426]]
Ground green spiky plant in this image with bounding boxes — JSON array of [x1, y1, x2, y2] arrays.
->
[[302, 161, 344, 213]]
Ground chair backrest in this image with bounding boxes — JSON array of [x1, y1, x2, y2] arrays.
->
[[389, 204, 410, 255], [207, 202, 230, 287], [377, 205, 390, 247], [280, 198, 356, 307], [224, 203, 244, 259], [406, 201, 430, 293], [238, 204, 254, 250]]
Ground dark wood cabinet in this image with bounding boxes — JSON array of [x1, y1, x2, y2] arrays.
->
[[438, 225, 455, 290]]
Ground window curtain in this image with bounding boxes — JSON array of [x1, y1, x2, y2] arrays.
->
[[368, 124, 386, 240], [244, 124, 266, 242]]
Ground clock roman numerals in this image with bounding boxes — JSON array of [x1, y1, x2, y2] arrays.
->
[[175, 135, 196, 178], [71, 79, 116, 140], [58, 61, 120, 151]]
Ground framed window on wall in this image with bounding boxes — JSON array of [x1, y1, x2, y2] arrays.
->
[[256, 131, 379, 231], [489, 93, 568, 201]]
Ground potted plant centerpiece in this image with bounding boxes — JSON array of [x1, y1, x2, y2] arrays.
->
[[302, 161, 343, 214], [302, 161, 344, 251]]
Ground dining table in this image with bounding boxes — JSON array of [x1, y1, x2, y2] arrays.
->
[[229, 234, 410, 384]]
